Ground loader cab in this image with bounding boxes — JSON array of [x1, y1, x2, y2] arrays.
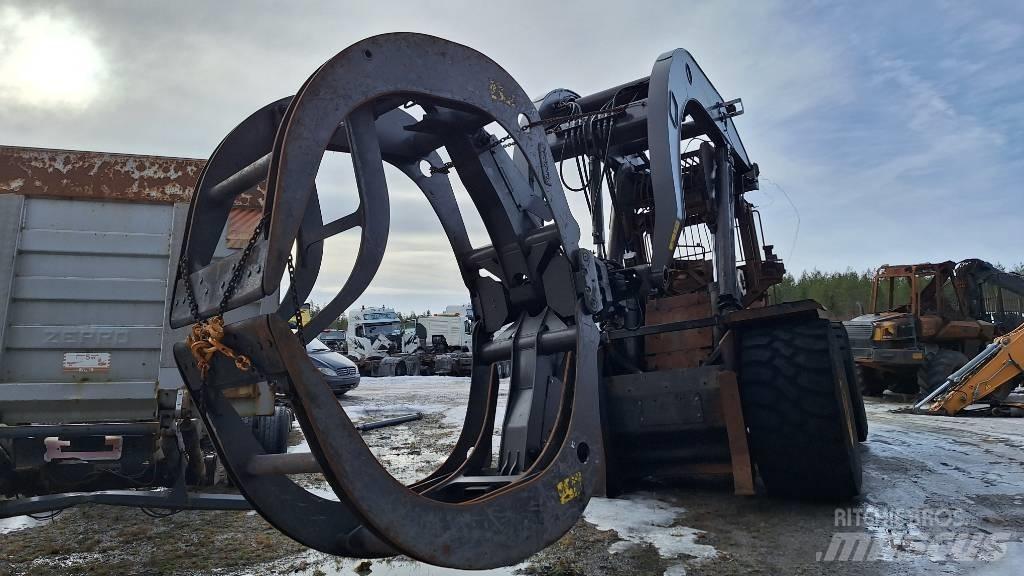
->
[[865, 262, 993, 344], [869, 262, 963, 320], [858, 263, 961, 345], [845, 262, 995, 395]]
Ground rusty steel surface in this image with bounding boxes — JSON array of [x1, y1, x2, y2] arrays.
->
[[0, 145, 263, 208], [225, 208, 264, 249]]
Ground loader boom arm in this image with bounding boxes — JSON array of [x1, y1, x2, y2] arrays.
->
[[955, 259, 1024, 324]]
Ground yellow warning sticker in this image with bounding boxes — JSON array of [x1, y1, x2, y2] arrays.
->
[[668, 220, 682, 253], [488, 80, 516, 107], [556, 471, 583, 504]]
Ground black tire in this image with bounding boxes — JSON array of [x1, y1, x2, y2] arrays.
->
[[739, 318, 862, 500], [244, 405, 292, 454], [998, 374, 1024, 399], [180, 419, 207, 485], [991, 372, 1024, 401], [918, 349, 969, 397], [989, 381, 1016, 402], [856, 365, 886, 397], [889, 371, 920, 395], [278, 405, 292, 446], [1, 447, 17, 496], [395, 361, 407, 377], [835, 325, 869, 443]]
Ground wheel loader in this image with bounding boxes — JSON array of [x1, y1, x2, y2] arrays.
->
[[159, 33, 868, 569], [1, 33, 867, 569], [843, 260, 1024, 397]]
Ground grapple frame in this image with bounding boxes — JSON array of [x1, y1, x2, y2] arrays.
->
[[169, 33, 863, 569], [172, 34, 602, 568]]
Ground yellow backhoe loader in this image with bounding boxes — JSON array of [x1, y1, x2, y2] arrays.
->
[[914, 323, 1024, 416]]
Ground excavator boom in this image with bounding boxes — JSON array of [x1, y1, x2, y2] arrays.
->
[[956, 259, 1024, 331]]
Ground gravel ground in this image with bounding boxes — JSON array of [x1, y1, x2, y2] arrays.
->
[[2, 378, 1022, 576]]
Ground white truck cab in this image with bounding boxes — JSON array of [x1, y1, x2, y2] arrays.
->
[[346, 306, 413, 360], [415, 313, 472, 351]]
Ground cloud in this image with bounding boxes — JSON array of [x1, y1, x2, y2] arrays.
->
[[0, 6, 107, 109], [738, 1, 1023, 274], [1, 0, 1020, 314]]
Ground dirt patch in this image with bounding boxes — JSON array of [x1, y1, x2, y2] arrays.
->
[[523, 520, 665, 576], [0, 504, 303, 576]]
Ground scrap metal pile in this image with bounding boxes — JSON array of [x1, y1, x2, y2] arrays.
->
[[170, 33, 865, 569]]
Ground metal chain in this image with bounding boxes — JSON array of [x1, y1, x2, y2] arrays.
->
[[177, 254, 210, 384], [178, 211, 268, 380], [219, 212, 270, 315], [178, 257, 202, 324], [427, 103, 632, 175], [287, 254, 305, 344], [429, 136, 516, 174]]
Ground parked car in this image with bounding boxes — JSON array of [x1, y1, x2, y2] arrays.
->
[[318, 329, 347, 352], [306, 337, 360, 395]]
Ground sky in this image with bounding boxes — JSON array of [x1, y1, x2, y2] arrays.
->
[[0, 0, 1021, 314]]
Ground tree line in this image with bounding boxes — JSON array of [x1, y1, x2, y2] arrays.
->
[[770, 269, 874, 319]]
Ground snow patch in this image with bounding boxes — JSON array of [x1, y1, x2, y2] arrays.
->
[[0, 514, 48, 534], [584, 494, 717, 561]]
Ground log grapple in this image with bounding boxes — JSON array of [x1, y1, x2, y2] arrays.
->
[[171, 33, 864, 569]]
